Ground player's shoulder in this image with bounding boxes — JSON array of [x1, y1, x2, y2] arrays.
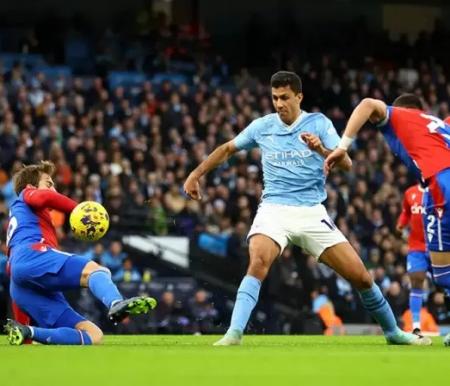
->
[[405, 185, 418, 195], [21, 187, 36, 197], [405, 184, 423, 199], [260, 113, 280, 125], [302, 112, 333, 128], [390, 106, 424, 120], [304, 111, 328, 120], [248, 113, 280, 134]]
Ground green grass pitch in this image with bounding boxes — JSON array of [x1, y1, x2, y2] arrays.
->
[[1, 335, 449, 386]]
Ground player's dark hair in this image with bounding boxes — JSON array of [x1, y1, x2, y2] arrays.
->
[[271, 71, 302, 94], [13, 161, 56, 194], [392, 93, 424, 110]]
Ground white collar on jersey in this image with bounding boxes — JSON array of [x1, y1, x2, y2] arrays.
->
[[277, 110, 306, 131]]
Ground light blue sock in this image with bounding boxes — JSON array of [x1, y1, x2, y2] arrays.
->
[[409, 288, 423, 328], [31, 327, 92, 345], [228, 275, 261, 334], [88, 270, 123, 309], [358, 284, 399, 337]]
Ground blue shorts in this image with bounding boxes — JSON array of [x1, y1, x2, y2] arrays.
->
[[11, 244, 90, 291], [424, 168, 450, 252], [10, 245, 90, 327], [406, 251, 431, 273], [10, 282, 86, 328]]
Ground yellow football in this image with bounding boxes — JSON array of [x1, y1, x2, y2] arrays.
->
[[70, 201, 110, 241]]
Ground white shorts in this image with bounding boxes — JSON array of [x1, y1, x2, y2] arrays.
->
[[247, 202, 348, 259]]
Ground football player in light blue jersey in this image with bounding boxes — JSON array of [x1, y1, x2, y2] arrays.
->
[[184, 71, 431, 346]]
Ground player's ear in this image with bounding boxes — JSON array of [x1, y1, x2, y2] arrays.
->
[[297, 92, 303, 104]]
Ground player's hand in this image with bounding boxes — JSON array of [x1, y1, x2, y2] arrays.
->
[[395, 224, 404, 235], [183, 173, 202, 201], [301, 133, 325, 155], [324, 148, 347, 174]]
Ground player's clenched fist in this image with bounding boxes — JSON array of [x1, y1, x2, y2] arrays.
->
[[301, 133, 323, 152], [183, 173, 202, 200], [324, 148, 346, 174]]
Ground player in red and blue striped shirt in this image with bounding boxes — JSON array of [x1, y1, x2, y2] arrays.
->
[[326, 94, 450, 345], [4, 161, 156, 345]]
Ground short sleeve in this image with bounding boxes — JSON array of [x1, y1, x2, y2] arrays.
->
[[233, 119, 261, 150], [319, 116, 340, 150]]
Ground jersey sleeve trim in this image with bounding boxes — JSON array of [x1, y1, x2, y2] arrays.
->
[[376, 106, 391, 128]]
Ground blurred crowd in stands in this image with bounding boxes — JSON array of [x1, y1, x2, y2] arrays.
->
[[1, 17, 450, 334]]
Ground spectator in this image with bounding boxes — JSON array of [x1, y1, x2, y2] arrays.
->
[[428, 291, 450, 325], [385, 282, 408, 322], [112, 258, 142, 283], [82, 243, 105, 264], [100, 240, 127, 274], [154, 291, 190, 334], [188, 289, 219, 334], [311, 290, 345, 336]]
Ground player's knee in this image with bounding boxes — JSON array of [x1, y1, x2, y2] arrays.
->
[[410, 275, 425, 289], [352, 270, 373, 290], [248, 255, 270, 279], [90, 329, 104, 345], [85, 327, 104, 345], [85, 265, 111, 280], [94, 265, 111, 276], [76, 321, 104, 344], [81, 263, 111, 288]]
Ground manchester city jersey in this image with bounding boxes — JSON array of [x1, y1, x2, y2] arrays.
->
[[234, 111, 340, 206]]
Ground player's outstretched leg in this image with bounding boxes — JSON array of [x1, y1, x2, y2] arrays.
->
[[320, 243, 432, 346], [83, 263, 157, 324], [358, 284, 430, 345], [4, 319, 94, 345], [213, 235, 279, 346], [213, 275, 261, 346]]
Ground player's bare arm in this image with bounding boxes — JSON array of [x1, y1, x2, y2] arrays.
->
[[301, 133, 352, 171], [184, 140, 238, 200], [324, 98, 387, 173]]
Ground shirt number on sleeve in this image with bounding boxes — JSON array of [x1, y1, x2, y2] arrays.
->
[[6, 216, 18, 247]]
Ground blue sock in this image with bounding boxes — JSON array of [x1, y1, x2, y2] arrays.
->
[[409, 288, 423, 329], [228, 275, 261, 334], [88, 270, 123, 309], [432, 265, 450, 292], [358, 284, 398, 336], [31, 327, 92, 345]]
